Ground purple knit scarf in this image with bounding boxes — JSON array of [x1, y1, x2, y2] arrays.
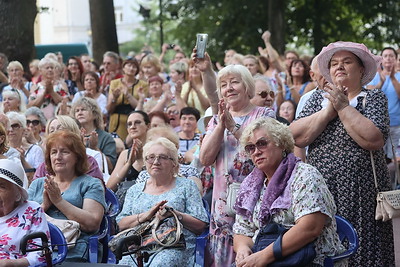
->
[[234, 153, 300, 226]]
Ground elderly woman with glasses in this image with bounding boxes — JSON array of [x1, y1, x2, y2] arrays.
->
[[251, 77, 276, 109], [24, 107, 47, 147], [233, 117, 344, 267], [116, 137, 208, 266], [6, 112, 44, 178]]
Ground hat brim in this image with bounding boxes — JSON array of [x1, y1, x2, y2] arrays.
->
[[318, 47, 378, 86], [197, 116, 212, 134], [0, 175, 28, 199]]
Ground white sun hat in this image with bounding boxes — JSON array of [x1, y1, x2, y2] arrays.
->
[[0, 159, 28, 199]]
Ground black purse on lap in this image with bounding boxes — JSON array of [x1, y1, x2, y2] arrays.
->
[[252, 222, 316, 267]]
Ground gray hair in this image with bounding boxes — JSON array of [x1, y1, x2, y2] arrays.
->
[[38, 58, 57, 70], [25, 107, 47, 126], [143, 137, 179, 176], [217, 64, 255, 99], [240, 117, 294, 153], [103, 51, 119, 64], [6, 111, 27, 128]]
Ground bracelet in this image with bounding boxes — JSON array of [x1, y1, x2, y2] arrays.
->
[[231, 123, 241, 135], [137, 213, 141, 224]]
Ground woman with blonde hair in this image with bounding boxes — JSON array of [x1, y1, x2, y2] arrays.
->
[[1, 89, 26, 113], [1, 61, 30, 103], [194, 52, 275, 265], [180, 60, 210, 116], [71, 97, 117, 171], [140, 53, 162, 81]]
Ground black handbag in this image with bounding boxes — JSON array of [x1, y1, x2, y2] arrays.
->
[[252, 222, 316, 267]]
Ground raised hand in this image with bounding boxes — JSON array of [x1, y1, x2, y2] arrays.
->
[[44, 175, 63, 206], [191, 48, 212, 72], [323, 82, 349, 112]]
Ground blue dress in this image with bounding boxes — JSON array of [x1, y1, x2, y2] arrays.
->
[[116, 177, 209, 267], [28, 174, 107, 262]]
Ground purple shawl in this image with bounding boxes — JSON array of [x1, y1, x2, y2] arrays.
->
[[234, 153, 301, 226]]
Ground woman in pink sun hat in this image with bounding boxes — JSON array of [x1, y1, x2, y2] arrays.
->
[[290, 41, 394, 266]]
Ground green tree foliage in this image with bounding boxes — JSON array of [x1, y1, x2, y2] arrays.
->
[[162, 0, 399, 60], [165, 0, 269, 63], [288, 0, 400, 54]]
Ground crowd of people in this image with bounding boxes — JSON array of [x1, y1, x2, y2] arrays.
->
[[0, 30, 398, 266]]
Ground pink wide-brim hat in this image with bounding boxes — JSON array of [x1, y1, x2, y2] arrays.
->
[[318, 41, 381, 86]]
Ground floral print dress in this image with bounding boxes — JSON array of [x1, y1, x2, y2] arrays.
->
[[297, 88, 394, 266], [233, 163, 346, 266], [116, 177, 208, 267], [205, 106, 275, 266], [0, 201, 49, 266]]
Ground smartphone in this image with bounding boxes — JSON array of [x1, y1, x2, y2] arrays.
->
[[196, 33, 208, 58]]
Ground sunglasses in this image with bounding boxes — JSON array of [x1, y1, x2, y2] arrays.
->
[[26, 120, 40, 126], [9, 123, 21, 130], [244, 139, 269, 155], [258, 91, 275, 98]]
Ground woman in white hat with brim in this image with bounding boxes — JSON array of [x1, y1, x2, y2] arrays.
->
[[0, 159, 49, 266], [290, 41, 394, 266]]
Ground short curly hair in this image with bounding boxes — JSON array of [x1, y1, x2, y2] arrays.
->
[[240, 117, 294, 154]]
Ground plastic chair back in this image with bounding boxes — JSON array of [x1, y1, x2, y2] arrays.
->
[[105, 188, 120, 217], [324, 215, 359, 266], [88, 216, 109, 263], [46, 222, 68, 266], [195, 198, 211, 267]]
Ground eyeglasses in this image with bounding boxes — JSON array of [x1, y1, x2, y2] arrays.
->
[[167, 110, 180, 115], [9, 123, 21, 130], [258, 91, 275, 98], [244, 139, 269, 155], [127, 120, 144, 128], [26, 120, 40, 126], [145, 154, 173, 164]]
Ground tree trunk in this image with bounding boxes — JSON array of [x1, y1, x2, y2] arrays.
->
[[268, 0, 286, 55], [89, 0, 119, 64], [0, 0, 37, 71], [313, 0, 323, 55]]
